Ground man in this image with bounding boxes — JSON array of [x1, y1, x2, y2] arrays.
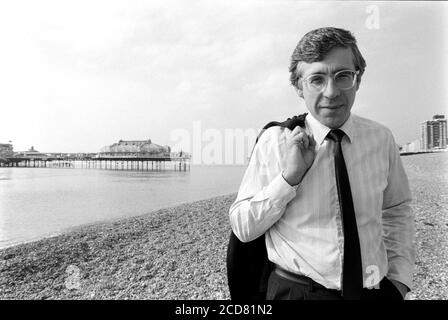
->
[[228, 27, 414, 300]]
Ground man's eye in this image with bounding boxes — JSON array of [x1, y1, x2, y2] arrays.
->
[[335, 72, 354, 81], [309, 76, 325, 85]]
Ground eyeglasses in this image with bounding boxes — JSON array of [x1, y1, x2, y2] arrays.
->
[[301, 69, 360, 93]]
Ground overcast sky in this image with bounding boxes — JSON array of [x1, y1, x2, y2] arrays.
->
[[0, 0, 446, 154]]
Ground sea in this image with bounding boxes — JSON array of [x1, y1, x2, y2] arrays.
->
[[0, 152, 447, 250], [0, 164, 246, 249]]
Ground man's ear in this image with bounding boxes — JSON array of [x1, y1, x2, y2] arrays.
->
[[355, 77, 362, 91]]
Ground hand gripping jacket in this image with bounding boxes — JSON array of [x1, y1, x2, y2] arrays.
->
[[226, 113, 308, 301]]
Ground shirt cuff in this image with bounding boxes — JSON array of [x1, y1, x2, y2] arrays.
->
[[263, 172, 298, 209]]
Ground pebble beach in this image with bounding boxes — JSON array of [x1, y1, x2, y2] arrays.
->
[[0, 152, 447, 300]]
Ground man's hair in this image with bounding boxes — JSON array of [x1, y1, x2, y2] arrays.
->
[[289, 27, 366, 90]]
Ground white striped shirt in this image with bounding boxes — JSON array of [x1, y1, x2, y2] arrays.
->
[[229, 112, 415, 290]]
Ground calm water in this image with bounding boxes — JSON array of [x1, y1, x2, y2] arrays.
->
[[0, 165, 246, 249]]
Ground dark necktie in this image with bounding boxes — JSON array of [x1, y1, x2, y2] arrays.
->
[[327, 129, 363, 300]]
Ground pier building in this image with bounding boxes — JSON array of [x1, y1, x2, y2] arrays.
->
[[99, 139, 171, 158]]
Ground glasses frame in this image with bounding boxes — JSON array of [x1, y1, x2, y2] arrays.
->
[[301, 69, 360, 93]]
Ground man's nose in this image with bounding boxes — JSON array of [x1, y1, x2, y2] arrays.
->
[[323, 78, 340, 99]]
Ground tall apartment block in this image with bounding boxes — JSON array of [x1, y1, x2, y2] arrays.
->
[[421, 115, 447, 150]]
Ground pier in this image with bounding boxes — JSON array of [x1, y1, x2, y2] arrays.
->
[[0, 156, 190, 171]]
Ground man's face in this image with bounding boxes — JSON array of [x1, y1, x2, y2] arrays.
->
[[298, 47, 359, 129]]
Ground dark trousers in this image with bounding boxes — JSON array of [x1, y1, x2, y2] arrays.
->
[[266, 270, 404, 300]]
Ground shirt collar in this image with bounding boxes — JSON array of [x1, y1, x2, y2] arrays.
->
[[305, 112, 355, 145]]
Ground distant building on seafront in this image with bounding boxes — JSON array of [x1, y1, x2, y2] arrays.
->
[[99, 139, 171, 158], [400, 139, 421, 153], [421, 115, 447, 150], [0, 142, 14, 159]]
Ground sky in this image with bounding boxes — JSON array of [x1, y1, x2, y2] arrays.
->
[[0, 0, 447, 155]]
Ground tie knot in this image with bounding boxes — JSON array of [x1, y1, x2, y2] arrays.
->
[[327, 129, 345, 143]]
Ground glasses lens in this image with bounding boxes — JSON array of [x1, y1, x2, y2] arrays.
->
[[335, 71, 356, 89]]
